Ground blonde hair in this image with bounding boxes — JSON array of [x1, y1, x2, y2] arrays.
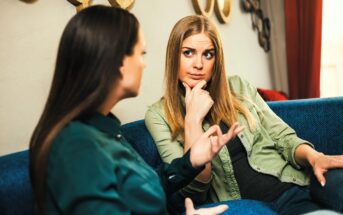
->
[[164, 15, 255, 139]]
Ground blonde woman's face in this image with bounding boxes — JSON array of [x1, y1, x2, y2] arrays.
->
[[178, 33, 215, 88]]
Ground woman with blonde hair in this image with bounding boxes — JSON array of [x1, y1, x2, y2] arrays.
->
[[145, 15, 343, 214]]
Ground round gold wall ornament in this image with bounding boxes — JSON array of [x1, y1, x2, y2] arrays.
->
[[108, 0, 135, 10], [67, 0, 134, 12], [67, 0, 91, 12], [192, 0, 215, 17], [192, 0, 232, 24], [214, 0, 232, 23]]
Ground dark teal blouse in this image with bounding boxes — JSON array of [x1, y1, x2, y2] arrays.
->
[[46, 113, 202, 214]]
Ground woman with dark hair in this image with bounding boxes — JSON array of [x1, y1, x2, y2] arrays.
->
[[145, 15, 343, 214], [29, 5, 243, 215]]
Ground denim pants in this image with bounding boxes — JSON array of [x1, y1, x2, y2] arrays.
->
[[268, 169, 343, 215]]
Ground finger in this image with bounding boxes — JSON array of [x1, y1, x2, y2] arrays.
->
[[207, 204, 229, 214], [223, 122, 242, 142], [204, 125, 221, 137], [202, 125, 223, 151], [233, 125, 245, 137], [193, 80, 207, 92], [183, 82, 191, 99], [184, 198, 195, 215], [314, 169, 327, 187]]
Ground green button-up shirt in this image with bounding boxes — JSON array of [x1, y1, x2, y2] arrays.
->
[[47, 112, 202, 214], [145, 75, 313, 203]]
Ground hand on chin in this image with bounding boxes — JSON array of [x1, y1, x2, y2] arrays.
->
[[185, 79, 205, 89]]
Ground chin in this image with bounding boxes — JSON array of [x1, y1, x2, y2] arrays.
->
[[122, 90, 139, 100], [185, 80, 203, 88]]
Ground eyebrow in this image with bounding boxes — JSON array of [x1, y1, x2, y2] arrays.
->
[[181, 47, 215, 52]]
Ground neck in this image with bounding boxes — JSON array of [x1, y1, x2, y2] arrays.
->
[[98, 87, 124, 115]]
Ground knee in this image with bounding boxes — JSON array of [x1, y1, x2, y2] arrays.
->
[[310, 169, 343, 211]]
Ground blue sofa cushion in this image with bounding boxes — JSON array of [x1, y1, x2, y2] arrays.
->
[[201, 199, 277, 215], [121, 120, 162, 168], [0, 151, 34, 215]]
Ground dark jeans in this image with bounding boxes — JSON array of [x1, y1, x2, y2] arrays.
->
[[268, 169, 343, 215]]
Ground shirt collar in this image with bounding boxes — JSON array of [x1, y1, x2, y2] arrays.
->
[[81, 112, 121, 137]]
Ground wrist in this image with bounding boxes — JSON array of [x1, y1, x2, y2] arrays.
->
[[308, 152, 324, 167], [185, 114, 203, 126]]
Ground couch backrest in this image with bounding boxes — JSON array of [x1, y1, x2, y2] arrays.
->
[[121, 119, 162, 168], [268, 97, 343, 155]]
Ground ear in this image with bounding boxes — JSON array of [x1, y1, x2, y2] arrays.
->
[[119, 56, 128, 76]]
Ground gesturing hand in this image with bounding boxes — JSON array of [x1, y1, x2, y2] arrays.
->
[[184, 80, 213, 123], [311, 153, 343, 186], [185, 198, 228, 215], [190, 122, 244, 168]]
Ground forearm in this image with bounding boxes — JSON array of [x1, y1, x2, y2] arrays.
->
[[184, 115, 203, 152], [184, 115, 212, 182], [295, 144, 323, 168], [156, 150, 205, 196]]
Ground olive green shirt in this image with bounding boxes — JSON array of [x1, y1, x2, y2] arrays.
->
[[47, 112, 203, 214], [145, 75, 313, 203]]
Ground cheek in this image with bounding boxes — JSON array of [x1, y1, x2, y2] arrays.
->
[[204, 60, 215, 78], [179, 57, 191, 78]]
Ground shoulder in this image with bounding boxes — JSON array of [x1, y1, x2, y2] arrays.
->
[[227, 75, 257, 97], [54, 121, 103, 149], [145, 98, 166, 120], [51, 121, 125, 164]]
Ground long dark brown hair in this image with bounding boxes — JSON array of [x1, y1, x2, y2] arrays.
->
[[29, 5, 139, 214]]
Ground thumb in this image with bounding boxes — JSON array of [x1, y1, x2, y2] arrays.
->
[[185, 198, 195, 215]]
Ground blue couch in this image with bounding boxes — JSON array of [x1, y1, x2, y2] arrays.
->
[[1, 97, 342, 215]]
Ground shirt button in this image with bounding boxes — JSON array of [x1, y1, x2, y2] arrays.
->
[[240, 134, 244, 138], [116, 134, 122, 139], [292, 178, 296, 182]]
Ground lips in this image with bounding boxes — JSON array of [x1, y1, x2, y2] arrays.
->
[[188, 74, 204, 80]]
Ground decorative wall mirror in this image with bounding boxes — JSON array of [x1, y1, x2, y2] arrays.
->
[[192, 0, 232, 24], [240, 0, 270, 52], [19, 0, 38, 3], [67, 0, 135, 12]]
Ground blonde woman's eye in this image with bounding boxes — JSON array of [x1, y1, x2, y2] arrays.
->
[[203, 51, 215, 60], [183, 50, 193, 57]]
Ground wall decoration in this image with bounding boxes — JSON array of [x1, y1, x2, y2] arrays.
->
[[67, 0, 135, 12], [19, 0, 38, 3], [240, 0, 271, 52], [192, 0, 232, 24], [67, 0, 91, 12], [108, 0, 135, 10]]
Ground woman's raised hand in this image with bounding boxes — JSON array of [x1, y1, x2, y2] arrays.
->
[[183, 80, 213, 123], [190, 122, 244, 168]]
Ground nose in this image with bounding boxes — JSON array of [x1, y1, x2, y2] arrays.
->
[[194, 54, 203, 70]]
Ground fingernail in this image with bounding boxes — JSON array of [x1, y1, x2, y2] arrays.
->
[[321, 181, 325, 187]]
